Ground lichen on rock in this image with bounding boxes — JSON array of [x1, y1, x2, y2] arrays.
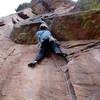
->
[[52, 10, 100, 40], [10, 10, 100, 44], [10, 24, 38, 44]]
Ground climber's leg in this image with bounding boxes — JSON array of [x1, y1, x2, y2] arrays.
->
[[35, 47, 47, 62], [28, 39, 49, 68], [50, 41, 68, 63], [28, 47, 46, 67]]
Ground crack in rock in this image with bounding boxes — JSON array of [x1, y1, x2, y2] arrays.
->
[[52, 55, 77, 100]]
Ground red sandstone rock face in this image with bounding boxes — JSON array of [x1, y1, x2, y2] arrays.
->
[[0, 25, 68, 100], [52, 10, 100, 40], [67, 49, 100, 100], [0, 8, 35, 27], [0, 21, 100, 100], [0, 3, 100, 100], [0, 8, 36, 42], [10, 10, 100, 44], [30, 0, 74, 14]]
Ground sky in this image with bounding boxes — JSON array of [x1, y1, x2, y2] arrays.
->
[[72, 0, 78, 2], [0, 0, 78, 17], [0, 0, 31, 17]]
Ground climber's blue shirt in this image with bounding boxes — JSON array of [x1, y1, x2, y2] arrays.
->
[[36, 30, 52, 43]]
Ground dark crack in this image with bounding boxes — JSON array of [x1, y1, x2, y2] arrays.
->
[[65, 41, 100, 60], [52, 55, 77, 100], [64, 70, 77, 100], [50, 41, 100, 100], [66, 42, 96, 49], [81, 41, 100, 52], [3, 48, 15, 61]]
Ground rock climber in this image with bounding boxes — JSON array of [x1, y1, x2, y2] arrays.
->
[[28, 23, 68, 68]]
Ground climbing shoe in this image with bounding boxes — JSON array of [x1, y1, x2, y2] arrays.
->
[[63, 54, 68, 57], [62, 53, 69, 63], [28, 61, 37, 68]]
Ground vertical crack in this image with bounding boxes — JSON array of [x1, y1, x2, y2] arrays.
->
[[52, 55, 77, 100], [63, 69, 77, 100]]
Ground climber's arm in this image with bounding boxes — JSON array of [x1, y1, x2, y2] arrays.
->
[[37, 38, 41, 48], [35, 31, 41, 48], [49, 32, 60, 46]]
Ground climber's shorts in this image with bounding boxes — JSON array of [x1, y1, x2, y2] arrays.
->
[[41, 39, 62, 54], [35, 39, 64, 62]]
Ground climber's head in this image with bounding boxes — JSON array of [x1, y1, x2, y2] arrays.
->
[[39, 23, 49, 30]]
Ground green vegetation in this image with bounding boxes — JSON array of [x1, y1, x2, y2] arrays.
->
[[16, 3, 31, 12], [78, 0, 100, 10]]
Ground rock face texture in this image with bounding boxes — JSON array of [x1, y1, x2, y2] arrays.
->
[[0, 8, 35, 37], [52, 10, 100, 40], [0, 2, 100, 100], [0, 8, 36, 44], [30, 0, 74, 14], [68, 49, 100, 100], [10, 2, 75, 44], [0, 23, 100, 100], [11, 10, 100, 44]]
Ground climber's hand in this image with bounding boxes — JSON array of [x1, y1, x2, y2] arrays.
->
[[49, 36, 56, 42], [55, 40, 60, 46], [38, 42, 41, 48]]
